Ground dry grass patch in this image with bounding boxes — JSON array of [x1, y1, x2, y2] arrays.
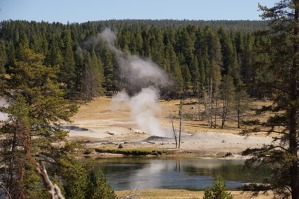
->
[[116, 189, 274, 199], [72, 97, 279, 136]]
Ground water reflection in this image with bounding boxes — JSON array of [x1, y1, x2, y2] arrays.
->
[[94, 158, 269, 191]]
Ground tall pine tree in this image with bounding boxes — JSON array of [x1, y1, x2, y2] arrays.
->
[[0, 47, 78, 198], [244, 1, 299, 198]]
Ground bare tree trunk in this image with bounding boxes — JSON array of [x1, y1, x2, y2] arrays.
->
[[26, 151, 65, 199], [221, 99, 227, 129], [37, 162, 65, 199], [171, 117, 178, 148], [209, 78, 213, 128], [23, 124, 65, 199], [214, 98, 218, 128], [237, 103, 241, 128], [178, 101, 183, 149], [0, 182, 12, 199]]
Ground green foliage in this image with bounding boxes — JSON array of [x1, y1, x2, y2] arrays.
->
[[86, 169, 117, 199], [84, 148, 95, 154], [203, 176, 233, 199], [0, 19, 267, 99], [242, 1, 299, 198], [219, 75, 236, 128], [234, 81, 251, 128], [94, 148, 165, 156], [24, 162, 47, 199], [0, 47, 80, 198], [61, 159, 89, 199], [60, 158, 117, 199]]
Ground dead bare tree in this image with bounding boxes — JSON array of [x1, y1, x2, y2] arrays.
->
[[0, 182, 12, 199], [36, 162, 65, 199], [24, 131, 65, 199], [171, 116, 178, 148], [178, 100, 183, 149]]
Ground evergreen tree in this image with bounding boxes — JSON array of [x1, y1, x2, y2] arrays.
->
[[118, 28, 130, 52], [60, 30, 76, 96], [234, 81, 251, 128], [241, 33, 255, 85], [168, 43, 184, 96], [179, 27, 195, 66], [86, 169, 117, 199], [220, 75, 236, 128], [7, 41, 16, 65], [0, 47, 78, 198], [243, 1, 299, 198], [203, 176, 233, 199], [0, 40, 7, 74], [150, 27, 164, 66], [45, 38, 63, 67], [181, 64, 192, 93], [74, 46, 85, 94], [81, 50, 104, 101], [135, 31, 144, 56], [199, 58, 206, 82], [101, 46, 114, 93], [218, 28, 235, 76], [61, 159, 116, 199], [190, 57, 201, 96]]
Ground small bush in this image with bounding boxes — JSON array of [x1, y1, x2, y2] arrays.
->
[[84, 148, 95, 154], [203, 176, 233, 199]]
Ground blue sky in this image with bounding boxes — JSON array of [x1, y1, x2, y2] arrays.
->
[[1, 0, 275, 24]]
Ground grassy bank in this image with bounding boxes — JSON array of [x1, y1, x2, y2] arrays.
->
[[83, 147, 234, 158], [83, 147, 172, 156]]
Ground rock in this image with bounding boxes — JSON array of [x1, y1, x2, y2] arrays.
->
[[106, 131, 114, 135]]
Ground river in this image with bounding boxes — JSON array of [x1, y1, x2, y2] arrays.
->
[[94, 158, 269, 191]]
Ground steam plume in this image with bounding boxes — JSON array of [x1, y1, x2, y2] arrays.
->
[[101, 28, 170, 136], [0, 97, 8, 121]]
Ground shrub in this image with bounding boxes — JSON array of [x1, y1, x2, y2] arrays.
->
[[203, 176, 233, 199]]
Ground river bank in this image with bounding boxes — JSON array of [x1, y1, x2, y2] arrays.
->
[[116, 189, 274, 199]]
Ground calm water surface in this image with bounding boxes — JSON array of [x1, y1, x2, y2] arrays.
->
[[94, 158, 269, 191]]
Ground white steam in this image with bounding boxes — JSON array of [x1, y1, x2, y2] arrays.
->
[[130, 88, 165, 136], [112, 88, 165, 136], [120, 56, 169, 90], [101, 28, 170, 137], [0, 97, 8, 121], [99, 28, 117, 47]]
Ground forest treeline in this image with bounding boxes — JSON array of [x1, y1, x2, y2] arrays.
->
[[0, 19, 269, 101]]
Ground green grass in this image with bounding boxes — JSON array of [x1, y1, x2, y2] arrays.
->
[[94, 148, 168, 156]]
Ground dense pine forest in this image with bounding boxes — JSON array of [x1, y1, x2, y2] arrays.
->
[[0, 20, 269, 101]]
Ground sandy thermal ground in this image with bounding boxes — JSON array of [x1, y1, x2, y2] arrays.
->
[[67, 97, 275, 156]]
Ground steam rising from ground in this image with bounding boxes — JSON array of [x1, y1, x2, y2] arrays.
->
[[112, 88, 166, 136], [0, 97, 8, 121], [100, 28, 170, 136]]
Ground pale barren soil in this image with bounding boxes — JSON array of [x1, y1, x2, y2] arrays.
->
[[69, 97, 274, 157]]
